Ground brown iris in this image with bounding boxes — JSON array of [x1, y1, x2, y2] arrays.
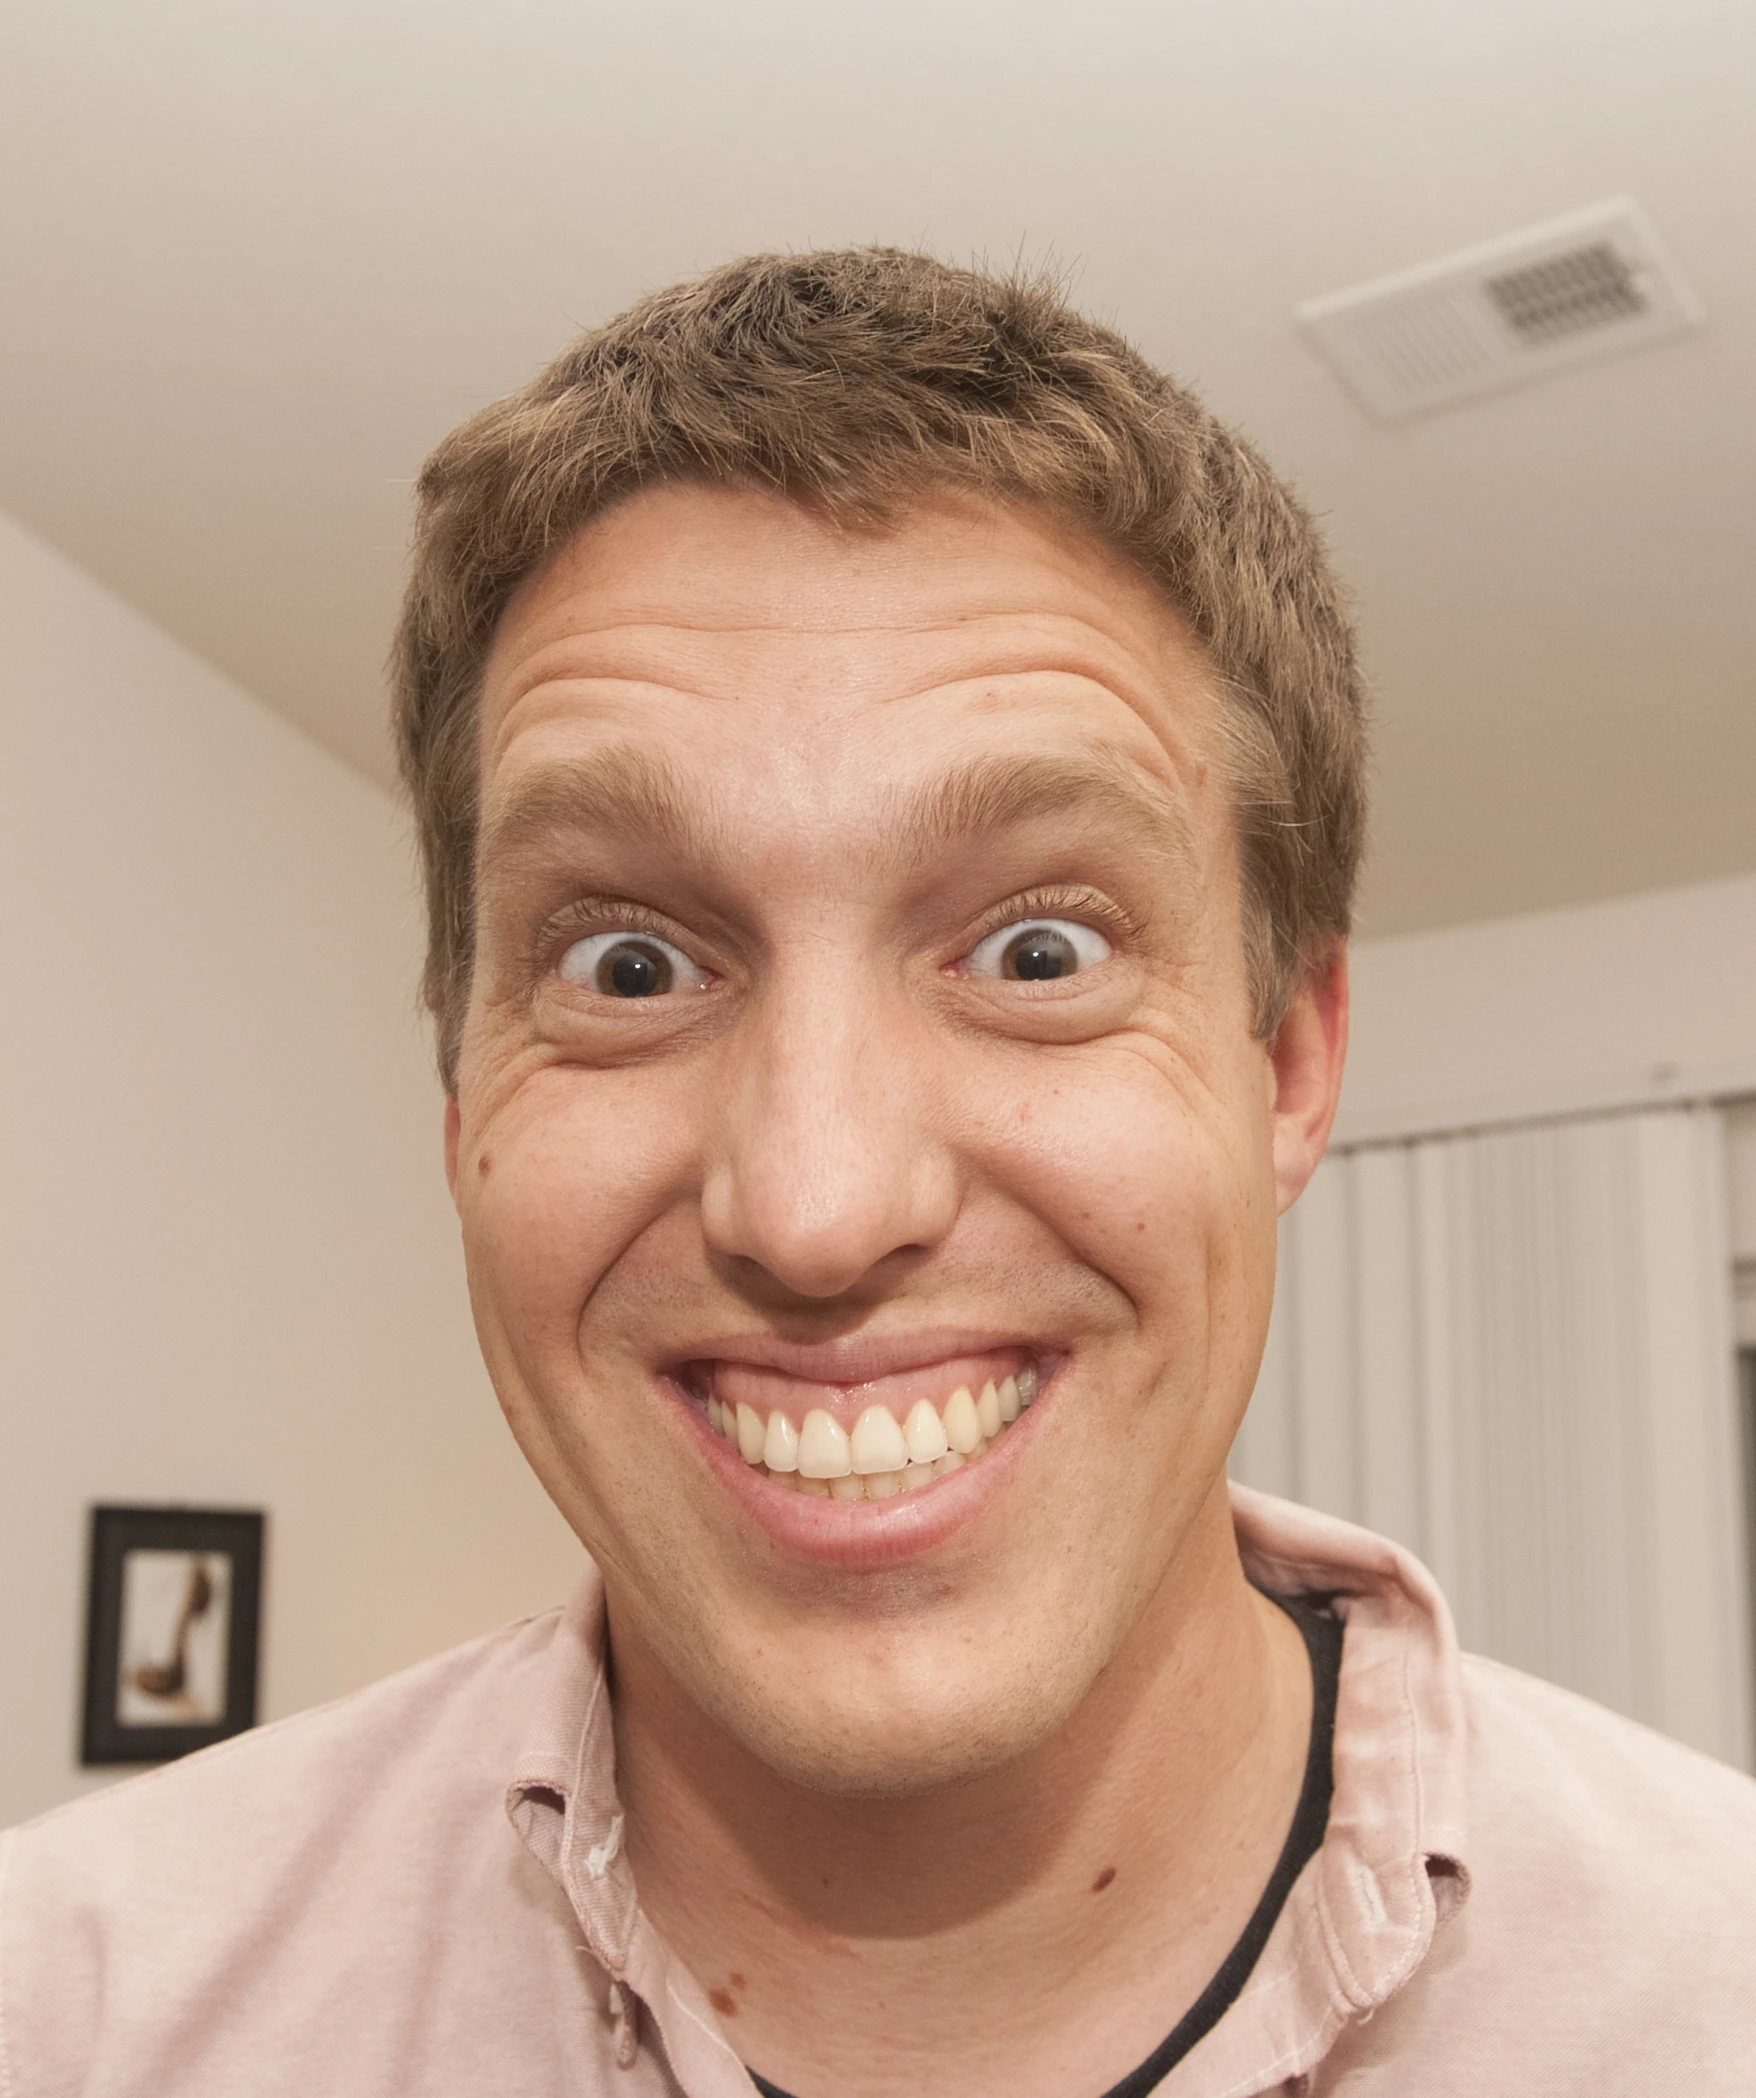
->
[[1001, 925, 1079, 980], [597, 939, 674, 997]]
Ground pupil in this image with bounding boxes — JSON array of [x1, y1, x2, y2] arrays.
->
[[1006, 927, 1075, 980], [600, 942, 671, 997]]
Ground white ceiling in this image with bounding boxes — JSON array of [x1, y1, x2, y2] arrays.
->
[[2, 0, 1751, 936]]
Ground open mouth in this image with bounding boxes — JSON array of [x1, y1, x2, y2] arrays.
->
[[680, 1354, 1041, 1502]]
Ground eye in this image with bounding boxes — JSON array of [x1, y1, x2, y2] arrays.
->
[[557, 931, 710, 998], [963, 918, 1112, 982]]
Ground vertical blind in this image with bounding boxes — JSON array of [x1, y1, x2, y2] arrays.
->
[[1233, 1102, 1753, 1769]]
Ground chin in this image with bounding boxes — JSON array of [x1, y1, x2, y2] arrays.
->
[[710, 1648, 1093, 1800]]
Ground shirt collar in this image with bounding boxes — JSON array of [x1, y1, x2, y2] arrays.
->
[[504, 1579, 638, 1975], [1180, 1485, 1471, 2095]]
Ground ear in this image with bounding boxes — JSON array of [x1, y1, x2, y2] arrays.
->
[[1268, 944, 1349, 1216], [443, 1094, 462, 1206]]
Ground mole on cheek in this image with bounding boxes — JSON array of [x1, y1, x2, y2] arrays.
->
[[1092, 1866, 1117, 1893], [708, 1987, 738, 2017], [477, 1153, 492, 1178]]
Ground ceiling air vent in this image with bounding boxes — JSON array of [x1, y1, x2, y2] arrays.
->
[[1297, 199, 1703, 421]]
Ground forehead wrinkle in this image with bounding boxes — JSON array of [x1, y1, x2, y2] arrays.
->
[[491, 604, 1192, 725]]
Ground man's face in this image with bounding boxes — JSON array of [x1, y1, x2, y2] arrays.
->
[[450, 485, 1334, 1794]]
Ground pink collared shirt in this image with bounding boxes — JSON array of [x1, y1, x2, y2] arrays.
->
[[5, 1487, 1754, 2094]]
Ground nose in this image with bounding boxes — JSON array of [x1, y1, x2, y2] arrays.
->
[[699, 960, 960, 1301]]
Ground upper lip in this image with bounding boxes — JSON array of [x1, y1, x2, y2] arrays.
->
[[661, 1325, 1046, 1388]]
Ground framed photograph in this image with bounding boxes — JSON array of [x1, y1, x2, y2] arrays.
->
[[80, 1505, 265, 1766]]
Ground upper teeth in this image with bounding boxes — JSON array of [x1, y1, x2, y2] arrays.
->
[[705, 1366, 1037, 1500]]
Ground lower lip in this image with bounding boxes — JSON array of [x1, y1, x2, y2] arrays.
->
[[671, 1378, 1046, 1571]]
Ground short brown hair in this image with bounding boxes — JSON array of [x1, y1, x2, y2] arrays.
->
[[392, 247, 1365, 1089]]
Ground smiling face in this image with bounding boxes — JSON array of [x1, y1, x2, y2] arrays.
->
[[449, 483, 1339, 1796]]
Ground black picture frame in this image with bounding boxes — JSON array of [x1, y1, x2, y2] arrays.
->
[[80, 1504, 265, 1766]]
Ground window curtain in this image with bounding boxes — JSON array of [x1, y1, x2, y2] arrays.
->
[[1234, 1102, 1752, 1769]]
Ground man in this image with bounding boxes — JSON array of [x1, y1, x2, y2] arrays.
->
[[4, 249, 1753, 2094]]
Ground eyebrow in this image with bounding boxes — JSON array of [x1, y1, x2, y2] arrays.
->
[[478, 743, 709, 876], [476, 741, 1195, 886], [890, 746, 1195, 873]]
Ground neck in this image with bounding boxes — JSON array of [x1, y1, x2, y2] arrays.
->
[[611, 1483, 1313, 2098]]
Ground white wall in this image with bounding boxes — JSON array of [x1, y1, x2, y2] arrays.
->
[[0, 512, 582, 1829], [1340, 873, 1756, 1143]]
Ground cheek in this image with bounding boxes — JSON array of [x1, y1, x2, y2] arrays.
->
[[458, 1064, 703, 1364], [961, 1042, 1276, 1346]]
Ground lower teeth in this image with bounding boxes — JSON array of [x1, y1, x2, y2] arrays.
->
[[775, 1445, 991, 1500]]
